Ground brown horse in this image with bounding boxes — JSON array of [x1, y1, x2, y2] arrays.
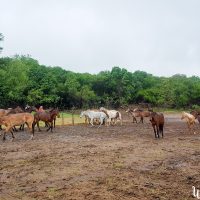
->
[[33, 108, 60, 132], [0, 113, 34, 141], [126, 108, 138, 123], [150, 112, 164, 138], [126, 108, 151, 123]]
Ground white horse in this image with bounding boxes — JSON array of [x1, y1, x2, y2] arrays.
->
[[80, 110, 108, 128], [99, 107, 122, 125]]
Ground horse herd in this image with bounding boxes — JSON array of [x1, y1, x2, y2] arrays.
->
[[0, 105, 199, 141], [80, 107, 164, 139], [0, 106, 60, 141], [80, 107, 200, 138]]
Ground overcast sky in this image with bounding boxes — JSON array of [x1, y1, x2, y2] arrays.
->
[[0, 0, 200, 77]]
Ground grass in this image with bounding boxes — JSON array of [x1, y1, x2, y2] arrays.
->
[[153, 108, 185, 113], [56, 112, 85, 125]]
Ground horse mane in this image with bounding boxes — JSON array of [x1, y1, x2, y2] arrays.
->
[[133, 108, 143, 112], [101, 110, 109, 118], [49, 108, 55, 112]]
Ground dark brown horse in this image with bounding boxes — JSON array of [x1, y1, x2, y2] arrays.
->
[[33, 108, 60, 132], [190, 110, 200, 124], [150, 112, 164, 138]]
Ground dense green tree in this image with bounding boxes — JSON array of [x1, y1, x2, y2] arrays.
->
[[0, 55, 200, 109]]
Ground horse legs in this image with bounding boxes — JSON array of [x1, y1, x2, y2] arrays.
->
[[53, 119, 56, 128], [156, 126, 160, 138], [132, 116, 137, 123], [3, 126, 12, 141], [159, 125, 164, 138], [3, 132, 6, 141], [19, 124, 24, 131], [89, 118, 94, 127], [12, 126, 18, 132], [111, 118, 115, 125], [50, 122, 53, 132], [107, 118, 111, 126], [46, 122, 53, 132], [37, 121, 41, 132], [10, 130, 15, 141], [153, 125, 157, 138], [98, 118, 104, 128], [45, 122, 49, 127], [85, 117, 88, 125], [139, 117, 143, 123], [26, 122, 34, 140]]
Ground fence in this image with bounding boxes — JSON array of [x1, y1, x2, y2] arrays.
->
[[56, 110, 85, 126]]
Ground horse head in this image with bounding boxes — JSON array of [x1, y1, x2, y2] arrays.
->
[[25, 105, 37, 113], [181, 112, 186, 120], [99, 107, 106, 111], [56, 108, 60, 118], [25, 105, 30, 110], [80, 111, 85, 118], [50, 108, 60, 118]]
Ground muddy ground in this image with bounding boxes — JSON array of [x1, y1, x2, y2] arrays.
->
[[0, 114, 200, 200]]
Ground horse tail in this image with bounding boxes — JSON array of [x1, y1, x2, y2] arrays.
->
[[117, 112, 122, 125], [116, 112, 119, 118], [159, 124, 163, 132]]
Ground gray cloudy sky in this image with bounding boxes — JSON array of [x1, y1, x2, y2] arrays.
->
[[1, 0, 200, 76]]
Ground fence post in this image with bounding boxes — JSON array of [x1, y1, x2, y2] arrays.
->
[[71, 106, 75, 126], [72, 112, 74, 126], [62, 113, 64, 125]]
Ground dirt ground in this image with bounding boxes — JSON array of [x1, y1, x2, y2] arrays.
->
[[0, 113, 200, 200]]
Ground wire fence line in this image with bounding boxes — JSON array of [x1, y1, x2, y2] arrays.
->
[[56, 109, 85, 126]]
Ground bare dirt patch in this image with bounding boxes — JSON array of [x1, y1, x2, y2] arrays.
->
[[0, 114, 200, 199]]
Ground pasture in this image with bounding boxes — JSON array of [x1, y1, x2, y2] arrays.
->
[[0, 112, 200, 200]]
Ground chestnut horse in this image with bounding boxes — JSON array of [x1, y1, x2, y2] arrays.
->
[[190, 110, 200, 124], [0, 106, 24, 131], [33, 108, 60, 132], [150, 112, 164, 138], [126, 108, 151, 123]]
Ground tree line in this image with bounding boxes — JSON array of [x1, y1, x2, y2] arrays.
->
[[0, 55, 200, 109]]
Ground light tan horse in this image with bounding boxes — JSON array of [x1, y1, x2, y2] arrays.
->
[[0, 113, 34, 141], [181, 112, 196, 133]]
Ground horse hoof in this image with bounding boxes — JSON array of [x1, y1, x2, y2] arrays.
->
[[29, 135, 34, 140]]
